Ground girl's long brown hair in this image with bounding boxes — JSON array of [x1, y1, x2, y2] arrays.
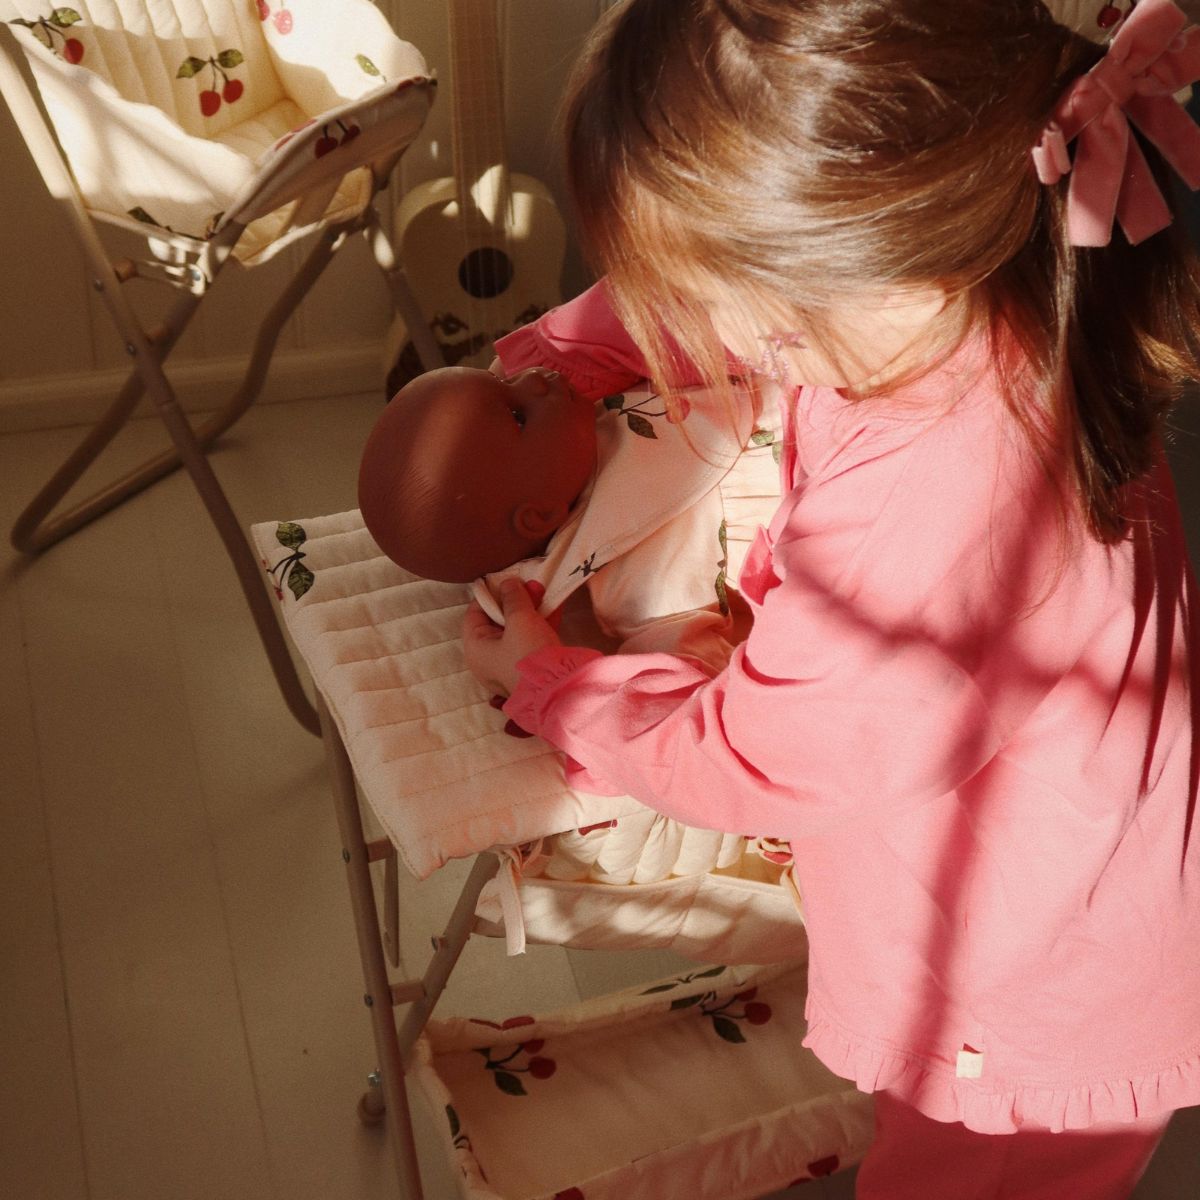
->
[[563, 0, 1200, 542]]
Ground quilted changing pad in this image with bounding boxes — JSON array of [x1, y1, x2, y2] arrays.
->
[[252, 508, 648, 880]]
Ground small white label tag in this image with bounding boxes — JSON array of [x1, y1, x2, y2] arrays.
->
[[956, 1048, 985, 1079]]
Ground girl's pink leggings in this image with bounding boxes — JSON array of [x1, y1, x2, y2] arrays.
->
[[856, 1090, 1172, 1200]]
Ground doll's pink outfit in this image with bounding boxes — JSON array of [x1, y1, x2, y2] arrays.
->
[[494, 283, 1200, 1139]]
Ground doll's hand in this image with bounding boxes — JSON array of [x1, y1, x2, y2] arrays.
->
[[463, 578, 562, 696]]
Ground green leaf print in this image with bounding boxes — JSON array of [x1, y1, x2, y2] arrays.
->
[[603, 394, 625, 411], [50, 8, 81, 26], [356, 53, 381, 76], [275, 521, 307, 550], [287, 562, 314, 600], [626, 413, 657, 439], [715, 569, 730, 617], [217, 48, 245, 69], [750, 428, 775, 448], [713, 1016, 747, 1044], [493, 1070, 527, 1097], [176, 55, 207, 78], [447, 1105, 460, 1139]]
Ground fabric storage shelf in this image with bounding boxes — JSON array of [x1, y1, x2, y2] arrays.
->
[[412, 961, 874, 1200]]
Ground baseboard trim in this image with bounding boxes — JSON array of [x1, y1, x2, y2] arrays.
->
[[0, 343, 387, 435]]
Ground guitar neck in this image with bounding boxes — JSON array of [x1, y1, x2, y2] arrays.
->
[[447, 0, 512, 225]]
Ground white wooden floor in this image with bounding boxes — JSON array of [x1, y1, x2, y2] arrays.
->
[[2, 391, 1198, 1199]]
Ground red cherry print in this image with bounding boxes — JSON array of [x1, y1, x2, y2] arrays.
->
[[554, 1191, 585, 1200], [63, 38, 84, 63], [501, 1015, 535, 1029], [528, 1056, 556, 1079], [223, 78, 244, 104], [734, 987, 758, 1003], [340, 123, 361, 145], [744, 1001, 772, 1025], [314, 135, 339, 157], [200, 89, 222, 117], [521, 1039, 544, 1055], [807, 1155, 840, 1177], [1097, 4, 1121, 27], [666, 395, 691, 423], [273, 9, 293, 34], [503, 718, 534, 738], [257, 0, 269, 18]]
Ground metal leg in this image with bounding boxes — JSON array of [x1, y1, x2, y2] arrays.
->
[[364, 210, 446, 375], [397, 854, 500, 1066], [7, 216, 384, 736], [11, 220, 349, 556], [138, 322, 322, 734], [320, 697, 425, 1199]]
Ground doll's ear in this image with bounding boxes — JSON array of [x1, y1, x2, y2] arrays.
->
[[512, 502, 568, 543]]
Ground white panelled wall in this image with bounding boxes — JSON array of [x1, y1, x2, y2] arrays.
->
[[0, 0, 607, 432]]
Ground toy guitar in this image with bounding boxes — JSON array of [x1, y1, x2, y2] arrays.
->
[[384, 0, 566, 392]]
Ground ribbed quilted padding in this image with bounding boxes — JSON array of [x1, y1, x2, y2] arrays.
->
[[2, 0, 286, 138], [211, 92, 301, 153]]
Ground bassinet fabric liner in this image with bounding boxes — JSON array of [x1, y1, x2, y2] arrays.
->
[[252, 508, 646, 880], [411, 961, 874, 1200], [2, 0, 433, 263]]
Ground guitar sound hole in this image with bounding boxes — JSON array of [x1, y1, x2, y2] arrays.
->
[[458, 247, 514, 299]]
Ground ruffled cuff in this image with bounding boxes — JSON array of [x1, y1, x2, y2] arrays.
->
[[503, 643, 604, 737], [493, 280, 649, 400], [494, 325, 636, 401]]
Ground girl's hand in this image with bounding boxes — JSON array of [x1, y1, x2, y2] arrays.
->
[[463, 578, 561, 696]]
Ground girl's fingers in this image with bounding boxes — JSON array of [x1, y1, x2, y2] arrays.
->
[[500, 577, 536, 617], [464, 601, 503, 640]]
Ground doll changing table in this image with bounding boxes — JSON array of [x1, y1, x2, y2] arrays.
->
[[250, 509, 874, 1199]]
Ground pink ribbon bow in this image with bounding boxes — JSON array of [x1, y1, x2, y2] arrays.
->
[[1032, 0, 1200, 246]]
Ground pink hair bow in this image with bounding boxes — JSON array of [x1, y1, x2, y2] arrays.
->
[[1032, 0, 1200, 246]]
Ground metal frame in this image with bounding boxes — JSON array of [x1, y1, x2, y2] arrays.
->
[[319, 696, 500, 1199], [0, 24, 445, 736]]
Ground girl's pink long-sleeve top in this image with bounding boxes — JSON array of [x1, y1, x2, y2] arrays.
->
[[494, 283, 1200, 1133]]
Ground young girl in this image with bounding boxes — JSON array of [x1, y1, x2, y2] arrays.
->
[[464, 1, 1200, 1195]]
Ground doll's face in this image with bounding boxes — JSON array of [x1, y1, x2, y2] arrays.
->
[[358, 366, 598, 582]]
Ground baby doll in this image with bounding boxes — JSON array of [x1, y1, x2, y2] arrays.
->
[[358, 366, 599, 583]]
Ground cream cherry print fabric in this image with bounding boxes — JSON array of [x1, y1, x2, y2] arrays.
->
[[1, 0, 432, 262]]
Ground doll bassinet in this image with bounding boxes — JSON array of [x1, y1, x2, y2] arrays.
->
[[0, 0, 443, 735]]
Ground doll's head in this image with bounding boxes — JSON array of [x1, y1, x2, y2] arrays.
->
[[358, 366, 598, 583]]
